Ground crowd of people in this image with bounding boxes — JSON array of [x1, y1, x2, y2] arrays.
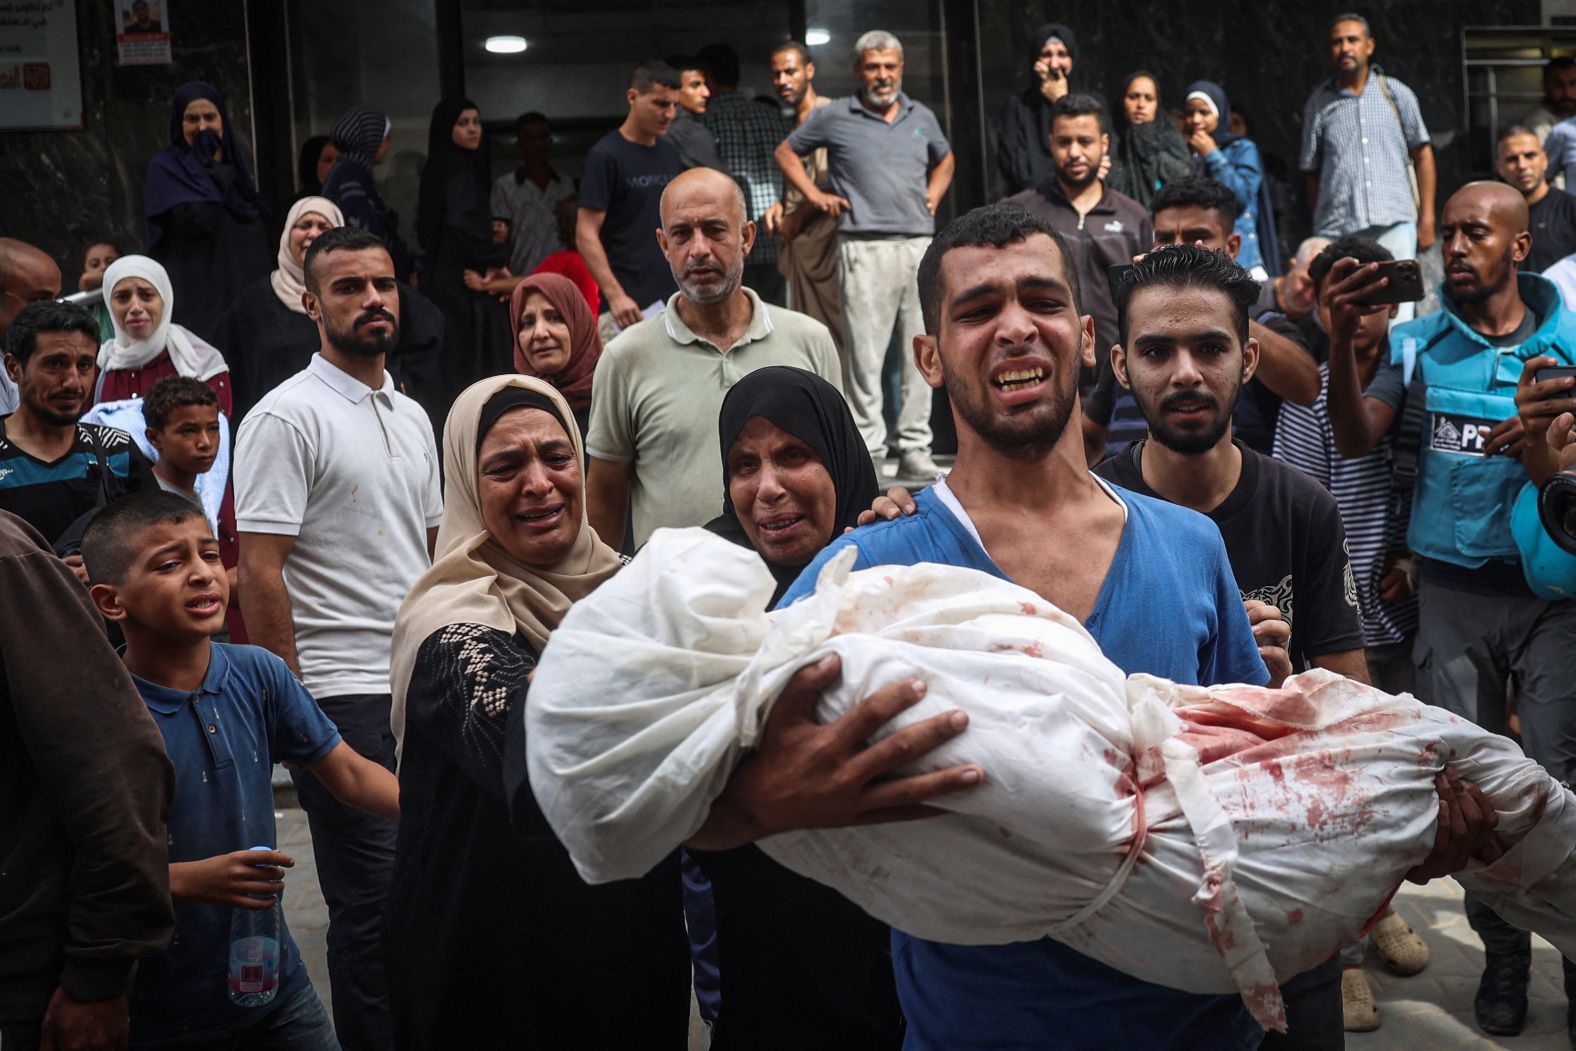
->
[[8, 11, 1576, 1051]]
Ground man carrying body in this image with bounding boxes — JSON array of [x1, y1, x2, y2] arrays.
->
[[0, 238, 63, 416], [775, 30, 954, 480], [491, 111, 574, 280], [1495, 125, 1576, 273], [665, 58, 728, 173], [584, 167, 841, 550], [770, 203, 1274, 1049], [235, 227, 441, 1051], [1324, 181, 1576, 1039], [577, 61, 683, 331], [764, 41, 842, 352], [1301, 12, 1436, 322]]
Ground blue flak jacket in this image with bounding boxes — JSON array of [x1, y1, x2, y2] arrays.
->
[[1396, 271, 1576, 568]]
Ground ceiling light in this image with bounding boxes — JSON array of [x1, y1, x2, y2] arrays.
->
[[805, 28, 830, 46], [485, 35, 528, 54]]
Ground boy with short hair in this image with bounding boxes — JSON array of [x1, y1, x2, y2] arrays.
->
[[82, 491, 400, 1049], [142, 375, 243, 637]]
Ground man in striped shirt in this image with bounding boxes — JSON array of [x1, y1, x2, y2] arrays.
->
[[1300, 13, 1435, 322], [1273, 235, 1420, 693]]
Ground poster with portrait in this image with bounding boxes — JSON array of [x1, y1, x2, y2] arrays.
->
[[0, 0, 83, 130], [116, 0, 171, 66]]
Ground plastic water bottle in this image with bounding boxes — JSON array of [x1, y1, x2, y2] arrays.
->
[[227, 845, 281, 1007]]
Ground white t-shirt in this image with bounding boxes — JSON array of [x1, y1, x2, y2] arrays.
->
[[235, 354, 442, 699]]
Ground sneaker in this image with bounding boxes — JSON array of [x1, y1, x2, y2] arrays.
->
[[1474, 951, 1531, 1036], [1341, 967, 1380, 1032], [1371, 911, 1429, 976], [896, 448, 940, 482]]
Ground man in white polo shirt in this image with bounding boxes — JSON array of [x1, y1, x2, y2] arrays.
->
[[585, 166, 842, 549], [234, 226, 441, 1051]]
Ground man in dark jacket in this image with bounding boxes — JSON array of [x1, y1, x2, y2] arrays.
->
[[0, 510, 174, 1051]]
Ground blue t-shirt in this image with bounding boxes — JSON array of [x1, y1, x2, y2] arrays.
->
[[128, 643, 340, 1044], [778, 483, 1270, 1051]]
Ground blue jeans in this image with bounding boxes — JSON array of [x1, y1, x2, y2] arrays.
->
[[134, 983, 340, 1051]]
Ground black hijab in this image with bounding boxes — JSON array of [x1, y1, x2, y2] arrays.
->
[[705, 367, 880, 607], [417, 97, 490, 253], [297, 135, 332, 195], [144, 82, 265, 248]]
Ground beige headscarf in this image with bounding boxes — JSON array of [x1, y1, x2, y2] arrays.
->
[[269, 196, 344, 314], [389, 374, 622, 756]]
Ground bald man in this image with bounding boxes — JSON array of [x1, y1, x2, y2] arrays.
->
[[1324, 180, 1576, 1039], [0, 238, 63, 416], [584, 166, 842, 549]]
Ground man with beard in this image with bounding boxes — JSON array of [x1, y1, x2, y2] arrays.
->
[[1093, 245, 1365, 1048], [1300, 13, 1435, 323], [1494, 126, 1576, 273], [1520, 56, 1576, 143], [234, 227, 441, 1050], [772, 204, 1271, 1048], [585, 167, 840, 550], [0, 301, 155, 572], [774, 29, 954, 481], [761, 206, 1499, 1050], [764, 40, 842, 353], [1325, 180, 1576, 1040], [0, 238, 64, 416]]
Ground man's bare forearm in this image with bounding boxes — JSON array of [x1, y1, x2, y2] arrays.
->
[[239, 564, 300, 676]]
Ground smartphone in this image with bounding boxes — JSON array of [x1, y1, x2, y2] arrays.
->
[[1536, 365, 1576, 385], [1365, 259, 1425, 306]]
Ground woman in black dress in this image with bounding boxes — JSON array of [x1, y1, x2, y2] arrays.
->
[[385, 374, 689, 1049], [416, 98, 509, 404], [689, 366, 904, 1050], [143, 82, 271, 343]]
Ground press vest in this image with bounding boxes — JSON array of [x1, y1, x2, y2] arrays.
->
[[1399, 272, 1576, 568]]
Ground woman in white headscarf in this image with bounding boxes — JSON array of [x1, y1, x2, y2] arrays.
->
[[97, 254, 231, 414], [222, 194, 448, 422], [384, 374, 688, 1049], [221, 195, 342, 419]]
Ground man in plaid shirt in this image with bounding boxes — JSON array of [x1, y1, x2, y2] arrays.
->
[[698, 43, 791, 305], [1300, 12, 1435, 323]]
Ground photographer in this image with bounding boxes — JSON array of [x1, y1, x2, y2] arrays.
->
[[1325, 180, 1576, 1040]]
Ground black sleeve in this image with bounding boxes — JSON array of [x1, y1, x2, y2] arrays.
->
[[405, 623, 535, 800], [1255, 310, 1312, 356], [1362, 359, 1407, 410], [995, 94, 1039, 196], [153, 201, 226, 238], [444, 173, 507, 270], [116, 446, 158, 499], [1294, 483, 1367, 661], [389, 283, 447, 423]]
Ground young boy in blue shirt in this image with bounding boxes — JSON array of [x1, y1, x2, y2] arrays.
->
[[82, 491, 400, 1049]]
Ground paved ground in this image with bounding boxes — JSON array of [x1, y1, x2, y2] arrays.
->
[[1348, 876, 1570, 1050]]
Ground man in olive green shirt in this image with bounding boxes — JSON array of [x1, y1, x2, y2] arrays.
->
[[585, 168, 841, 549]]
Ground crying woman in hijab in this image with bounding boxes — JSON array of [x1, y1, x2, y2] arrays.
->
[[995, 23, 1081, 195], [144, 82, 272, 344], [705, 366, 879, 608]]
